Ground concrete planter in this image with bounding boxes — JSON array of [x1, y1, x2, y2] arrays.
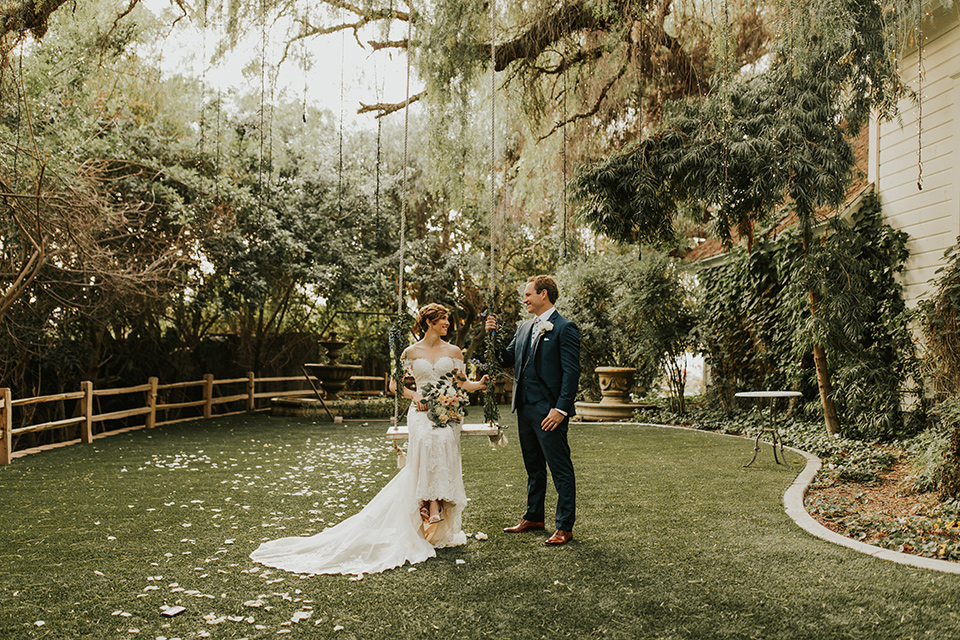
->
[[575, 366, 653, 421]]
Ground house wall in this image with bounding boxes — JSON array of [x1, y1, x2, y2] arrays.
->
[[875, 7, 960, 308]]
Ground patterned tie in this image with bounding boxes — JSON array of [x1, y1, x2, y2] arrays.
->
[[529, 317, 542, 349]]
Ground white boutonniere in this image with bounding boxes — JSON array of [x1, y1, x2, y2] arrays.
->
[[539, 321, 554, 336]]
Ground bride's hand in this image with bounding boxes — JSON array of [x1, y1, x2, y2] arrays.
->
[[412, 393, 428, 411]]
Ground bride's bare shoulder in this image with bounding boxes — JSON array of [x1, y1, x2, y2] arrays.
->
[[445, 344, 465, 361], [403, 341, 430, 360]]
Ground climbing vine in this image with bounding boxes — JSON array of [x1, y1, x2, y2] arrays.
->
[[698, 194, 920, 440]]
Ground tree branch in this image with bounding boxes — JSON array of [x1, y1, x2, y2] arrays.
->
[[492, 1, 604, 72], [538, 57, 629, 141], [358, 90, 426, 118], [0, 0, 70, 40]]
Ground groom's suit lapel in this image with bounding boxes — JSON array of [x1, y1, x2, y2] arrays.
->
[[518, 319, 534, 372], [528, 309, 560, 366]]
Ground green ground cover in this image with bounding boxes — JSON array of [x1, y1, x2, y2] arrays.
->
[[3, 413, 960, 639]]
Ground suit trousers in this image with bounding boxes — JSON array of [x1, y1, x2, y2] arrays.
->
[[517, 403, 576, 531]]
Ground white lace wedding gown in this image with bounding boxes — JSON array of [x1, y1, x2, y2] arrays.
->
[[249, 356, 468, 575]]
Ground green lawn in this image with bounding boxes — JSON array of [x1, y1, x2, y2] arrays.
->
[[3, 412, 960, 639]]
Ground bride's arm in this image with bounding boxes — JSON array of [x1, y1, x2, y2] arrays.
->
[[451, 349, 488, 392], [459, 375, 489, 393], [388, 352, 427, 410]]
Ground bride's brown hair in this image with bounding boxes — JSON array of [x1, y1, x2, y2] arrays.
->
[[415, 303, 449, 336]]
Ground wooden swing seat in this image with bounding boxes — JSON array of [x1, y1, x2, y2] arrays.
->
[[386, 423, 502, 440]]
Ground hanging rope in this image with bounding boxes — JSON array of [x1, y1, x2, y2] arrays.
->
[[214, 0, 224, 201], [374, 53, 384, 230], [390, 14, 415, 464], [917, 10, 924, 191], [489, 0, 496, 294], [561, 43, 568, 261], [300, 24, 309, 123], [338, 15, 346, 217], [257, 0, 268, 225], [199, 0, 208, 155], [482, 0, 505, 440]]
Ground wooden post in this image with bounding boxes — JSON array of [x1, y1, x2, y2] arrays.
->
[[0, 388, 11, 465], [246, 372, 256, 412], [203, 374, 214, 419], [80, 381, 93, 444], [146, 377, 158, 429]]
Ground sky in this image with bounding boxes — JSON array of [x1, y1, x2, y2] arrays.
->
[[141, 0, 420, 130]]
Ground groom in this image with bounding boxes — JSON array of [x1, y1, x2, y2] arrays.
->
[[485, 275, 580, 545]]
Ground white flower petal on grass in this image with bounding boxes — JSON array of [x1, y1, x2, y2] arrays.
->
[[475, 532, 489, 540], [291, 611, 312, 623], [333, 625, 344, 631], [94, 570, 105, 576], [455, 559, 466, 565], [34, 621, 44, 627]]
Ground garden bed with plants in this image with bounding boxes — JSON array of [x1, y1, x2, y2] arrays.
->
[[641, 405, 960, 563]]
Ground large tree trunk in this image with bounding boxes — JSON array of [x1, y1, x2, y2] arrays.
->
[[808, 288, 841, 436]]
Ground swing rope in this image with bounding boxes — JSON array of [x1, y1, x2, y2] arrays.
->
[[917, 10, 924, 191], [338, 14, 346, 216], [561, 42, 568, 261], [482, 0, 505, 441], [389, 5, 504, 454], [389, 14, 415, 464]]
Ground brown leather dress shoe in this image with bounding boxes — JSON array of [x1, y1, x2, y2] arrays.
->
[[503, 519, 545, 533], [544, 530, 573, 545]]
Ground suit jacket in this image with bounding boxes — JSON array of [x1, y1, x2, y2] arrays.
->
[[502, 309, 580, 417]]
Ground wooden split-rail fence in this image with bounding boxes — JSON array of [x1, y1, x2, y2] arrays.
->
[[0, 372, 388, 465]]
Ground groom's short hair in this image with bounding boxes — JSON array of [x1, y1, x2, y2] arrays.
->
[[528, 275, 559, 304]]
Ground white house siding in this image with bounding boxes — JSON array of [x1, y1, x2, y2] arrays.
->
[[875, 7, 960, 308]]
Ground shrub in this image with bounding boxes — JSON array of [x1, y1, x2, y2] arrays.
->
[[557, 250, 692, 403]]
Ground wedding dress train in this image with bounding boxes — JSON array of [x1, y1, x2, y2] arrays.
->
[[249, 356, 468, 575]]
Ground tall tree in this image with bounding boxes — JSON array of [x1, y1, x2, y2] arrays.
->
[[571, 0, 911, 434]]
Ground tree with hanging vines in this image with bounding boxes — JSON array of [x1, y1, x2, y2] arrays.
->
[[571, 0, 918, 435]]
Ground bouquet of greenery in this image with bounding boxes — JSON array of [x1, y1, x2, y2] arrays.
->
[[419, 370, 469, 428]]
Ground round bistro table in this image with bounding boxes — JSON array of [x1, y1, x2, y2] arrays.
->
[[735, 391, 803, 467]]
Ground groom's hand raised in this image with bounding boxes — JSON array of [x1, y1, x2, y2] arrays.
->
[[484, 315, 498, 332]]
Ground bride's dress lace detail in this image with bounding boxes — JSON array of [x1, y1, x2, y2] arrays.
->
[[250, 356, 468, 576]]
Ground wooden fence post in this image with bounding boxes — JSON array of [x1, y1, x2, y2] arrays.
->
[[203, 374, 214, 419], [146, 377, 158, 429], [0, 388, 11, 465], [80, 381, 93, 444], [247, 372, 256, 412]]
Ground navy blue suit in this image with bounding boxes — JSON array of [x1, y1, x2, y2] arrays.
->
[[502, 309, 580, 531]]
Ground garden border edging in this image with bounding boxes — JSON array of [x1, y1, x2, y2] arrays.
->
[[628, 421, 960, 574]]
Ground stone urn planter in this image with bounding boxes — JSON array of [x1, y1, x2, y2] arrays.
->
[[575, 366, 653, 422], [595, 366, 636, 404]]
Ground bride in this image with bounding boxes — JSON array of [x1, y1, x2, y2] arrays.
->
[[250, 303, 487, 576]]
